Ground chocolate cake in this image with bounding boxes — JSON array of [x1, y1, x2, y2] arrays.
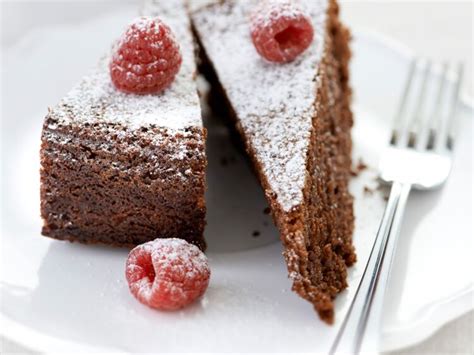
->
[[191, 0, 355, 323], [40, 1, 207, 250]]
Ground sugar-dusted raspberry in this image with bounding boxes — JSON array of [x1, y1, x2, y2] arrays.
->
[[110, 17, 182, 95], [125, 238, 210, 310], [250, 0, 314, 63]]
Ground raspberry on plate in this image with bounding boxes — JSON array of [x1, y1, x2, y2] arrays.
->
[[250, 0, 314, 63], [125, 238, 210, 310], [110, 17, 182, 95]]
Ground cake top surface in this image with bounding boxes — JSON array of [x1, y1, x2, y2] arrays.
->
[[50, 0, 201, 131], [192, 0, 329, 211]]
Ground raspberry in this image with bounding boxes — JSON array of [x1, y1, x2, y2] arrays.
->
[[125, 238, 210, 310], [110, 17, 182, 95], [250, 0, 314, 63]]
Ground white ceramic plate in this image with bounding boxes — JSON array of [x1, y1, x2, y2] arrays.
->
[[1, 7, 473, 354]]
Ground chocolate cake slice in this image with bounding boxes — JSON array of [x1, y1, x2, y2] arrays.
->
[[40, 1, 207, 249], [191, 0, 355, 322]]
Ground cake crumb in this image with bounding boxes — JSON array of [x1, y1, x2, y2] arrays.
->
[[263, 207, 271, 214], [252, 230, 261, 238], [351, 158, 368, 176], [363, 186, 374, 195], [357, 158, 368, 172]]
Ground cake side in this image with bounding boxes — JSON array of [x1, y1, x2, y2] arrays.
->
[[40, 0, 207, 249], [40, 122, 207, 249], [192, 0, 355, 322], [279, 0, 355, 323]]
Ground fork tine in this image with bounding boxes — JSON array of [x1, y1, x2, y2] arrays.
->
[[404, 59, 431, 148], [431, 63, 464, 152], [390, 58, 417, 146], [444, 63, 464, 151], [416, 62, 449, 151]]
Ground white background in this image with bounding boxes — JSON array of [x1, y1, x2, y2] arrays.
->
[[1, 1, 473, 354]]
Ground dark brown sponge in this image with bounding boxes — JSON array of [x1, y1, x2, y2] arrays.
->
[[40, 120, 207, 250]]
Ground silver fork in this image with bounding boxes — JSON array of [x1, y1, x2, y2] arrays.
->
[[330, 59, 464, 355]]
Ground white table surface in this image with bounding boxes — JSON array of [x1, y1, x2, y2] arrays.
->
[[1, 1, 472, 354]]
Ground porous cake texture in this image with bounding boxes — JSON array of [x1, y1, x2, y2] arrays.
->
[[192, 0, 355, 322], [40, 1, 207, 249]]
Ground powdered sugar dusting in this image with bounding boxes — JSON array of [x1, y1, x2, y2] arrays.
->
[[192, 0, 329, 211], [51, 1, 201, 131], [251, 0, 310, 29], [127, 238, 209, 282]]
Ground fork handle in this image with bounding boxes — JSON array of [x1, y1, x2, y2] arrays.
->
[[331, 181, 412, 355]]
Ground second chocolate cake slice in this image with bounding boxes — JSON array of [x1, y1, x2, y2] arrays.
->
[[192, 0, 355, 323]]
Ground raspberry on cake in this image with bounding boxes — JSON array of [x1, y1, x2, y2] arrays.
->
[[110, 17, 183, 95], [250, 0, 314, 63], [40, 1, 207, 249], [192, 0, 355, 323], [126, 238, 210, 310]]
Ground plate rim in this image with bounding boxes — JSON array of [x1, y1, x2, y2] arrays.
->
[[1, 21, 473, 353], [381, 285, 474, 351], [353, 27, 473, 112]]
